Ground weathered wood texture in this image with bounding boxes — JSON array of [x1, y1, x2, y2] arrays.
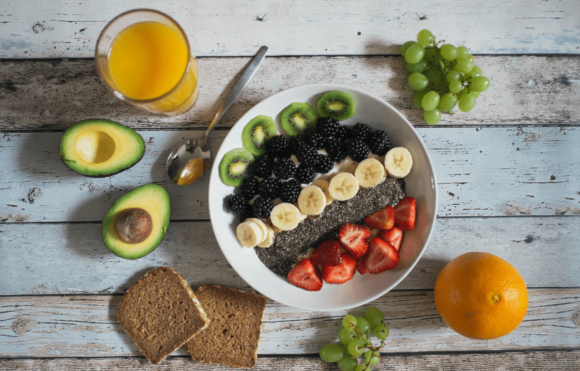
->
[[1, 0, 579, 58], [1, 127, 579, 222], [1, 351, 580, 370], [1, 56, 579, 130], [0, 217, 578, 295], [0, 289, 578, 357]]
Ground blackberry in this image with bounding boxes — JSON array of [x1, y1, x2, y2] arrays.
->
[[253, 196, 273, 219], [352, 123, 373, 141], [227, 194, 248, 214], [253, 154, 273, 178], [295, 164, 316, 184], [327, 148, 347, 163], [265, 135, 291, 157], [315, 154, 334, 173], [241, 177, 259, 199], [280, 179, 301, 204], [303, 130, 326, 150], [335, 125, 350, 141], [366, 130, 392, 156], [273, 157, 296, 180], [289, 135, 306, 155], [315, 117, 341, 137], [346, 138, 369, 162], [324, 136, 342, 154], [296, 144, 319, 167], [258, 177, 281, 199], [240, 203, 254, 222]]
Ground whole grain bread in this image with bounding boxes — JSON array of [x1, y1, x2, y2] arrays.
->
[[117, 267, 209, 364], [185, 285, 267, 369]]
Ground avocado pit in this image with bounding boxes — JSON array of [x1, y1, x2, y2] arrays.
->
[[116, 208, 153, 244]]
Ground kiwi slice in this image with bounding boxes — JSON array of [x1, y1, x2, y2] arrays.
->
[[242, 115, 277, 156], [219, 148, 255, 187], [317, 90, 356, 120], [279, 102, 319, 136]]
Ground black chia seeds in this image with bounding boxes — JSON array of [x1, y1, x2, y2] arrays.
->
[[255, 176, 406, 277]]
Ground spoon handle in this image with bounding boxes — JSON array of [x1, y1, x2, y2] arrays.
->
[[204, 45, 269, 140]]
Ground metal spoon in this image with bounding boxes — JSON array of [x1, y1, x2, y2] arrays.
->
[[166, 46, 269, 185]]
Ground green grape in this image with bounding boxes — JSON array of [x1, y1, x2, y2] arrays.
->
[[413, 90, 429, 109], [455, 57, 474, 74], [440, 44, 457, 61], [456, 46, 469, 58], [438, 93, 458, 112], [421, 91, 440, 111], [405, 59, 428, 73], [320, 344, 344, 363], [449, 80, 462, 95], [365, 307, 384, 328], [370, 354, 381, 366], [458, 94, 476, 112], [373, 324, 389, 340], [424, 68, 443, 84], [355, 316, 370, 334], [347, 339, 365, 357], [467, 65, 482, 78], [338, 355, 358, 371], [469, 91, 480, 98], [423, 108, 441, 125], [405, 44, 425, 64], [339, 328, 358, 344], [343, 315, 357, 329], [364, 350, 372, 363], [470, 76, 490, 92], [341, 343, 349, 354], [417, 29, 433, 46], [408, 72, 428, 91], [446, 70, 462, 83], [424, 48, 436, 62], [355, 365, 368, 371], [465, 54, 475, 63], [400, 41, 418, 57]]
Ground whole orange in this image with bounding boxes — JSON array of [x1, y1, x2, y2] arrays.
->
[[434, 252, 528, 339]]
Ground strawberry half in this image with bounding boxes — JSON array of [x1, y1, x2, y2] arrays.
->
[[361, 238, 399, 274], [338, 223, 370, 259], [363, 205, 395, 230], [356, 257, 368, 275], [378, 227, 404, 251], [288, 258, 323, 291], [310, 239, 342, 266], [322, 252, 356, 284], [394, 197, 416, 230]]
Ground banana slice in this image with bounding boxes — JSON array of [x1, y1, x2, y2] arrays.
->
[[298, 186, 327, 215], [236, 221, 264, 248], [247, 218, 269, 243], [385, 147, 413, 178], [294, 203, 308, 221], [270, 203, 301, 231], [312, 179, 334, 205], [355, 158, 386, 188], [346, 163, 358, 175], [257, 224, 275, 248], [328, 172, 359, 201]]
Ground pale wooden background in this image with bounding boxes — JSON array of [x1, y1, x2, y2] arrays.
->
[[1, 0, 579, 369]]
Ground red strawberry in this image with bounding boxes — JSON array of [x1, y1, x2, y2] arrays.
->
[[310, 239, 342, 266], [361, 238, 399, 274], [378, 227, 404, 251], [363, 205, 395, 230], [288, 259, 323, 291], [338, 224, 370, 259], [356, 257, 368, 275], [394, 197, 416, 230], [322, 252, 356, 284]]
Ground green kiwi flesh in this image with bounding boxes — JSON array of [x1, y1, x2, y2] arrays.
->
[[219, 148, 255, 187], [279, 102, 319, 136], [242, 115, 277, 156], [317, 90, 356, 120]]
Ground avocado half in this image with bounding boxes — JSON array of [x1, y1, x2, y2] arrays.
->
[[102, 184, 171, 259], [60, 119, 145, 177]]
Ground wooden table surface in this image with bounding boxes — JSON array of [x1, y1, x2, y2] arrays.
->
[[1, 1, 580, 369]]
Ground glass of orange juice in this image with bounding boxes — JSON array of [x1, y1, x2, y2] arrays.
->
[[95, 9, 199, 115]]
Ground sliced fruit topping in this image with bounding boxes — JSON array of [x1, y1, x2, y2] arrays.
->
[[298, 185, 327, 215], [363, 205, 395, 230], [317, 90, 356, 121], [356, 257, 368, 275], [394, 197, 416, 230], [218, 148, 255, 187], [236, 220, 264, 248], [312, 179, 334, 205], [288, 258, 323, 291], [361, 238, 399, 274], [257, 223, 276, 248], [338, 223, 370, 259], [354, 158, 385, 188], [378, 227, 404, 251], [270, 203, 301, 231], [385, 147, 413, 178], [242, 115, 277, 156], [280, 102, 319, 137], [328, 172, 359, 201], [322, 252, 356, 284], [310, 239, 342, 266]]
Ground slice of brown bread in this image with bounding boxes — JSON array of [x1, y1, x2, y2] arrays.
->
[[117, 267, 209, 364], [185, 285, 267, 369]]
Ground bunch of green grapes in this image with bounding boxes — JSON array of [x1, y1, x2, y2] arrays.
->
[[401, 29, 490, 125], [319, 307, 389, 371]]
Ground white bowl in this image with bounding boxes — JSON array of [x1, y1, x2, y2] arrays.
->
[[208, 84, 438, 311]]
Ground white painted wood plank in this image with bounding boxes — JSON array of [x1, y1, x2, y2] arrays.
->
[[1, 57, 578, 130], [1, 0, 579, 58], [1, 127, 578, 222], [0, 289, 578, 357], [0, 217, 578, 295]]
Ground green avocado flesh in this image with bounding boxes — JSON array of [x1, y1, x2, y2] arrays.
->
[[60, 119, 145, 177], [102, 184, 171, 259]]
